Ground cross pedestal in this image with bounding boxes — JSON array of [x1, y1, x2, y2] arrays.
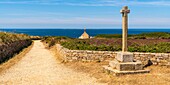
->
[[103, 6, 149, 76]]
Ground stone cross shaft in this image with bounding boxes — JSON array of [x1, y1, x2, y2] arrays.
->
[[120, 6, 130, 52]]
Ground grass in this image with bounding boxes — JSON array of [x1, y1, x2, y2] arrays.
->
[[0, 32, 30, 44]]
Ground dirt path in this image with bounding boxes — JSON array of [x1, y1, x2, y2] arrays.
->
[[0, 40, 106, 85]]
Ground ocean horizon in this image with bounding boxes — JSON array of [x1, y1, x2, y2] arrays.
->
[[0, 28, 170, 38]]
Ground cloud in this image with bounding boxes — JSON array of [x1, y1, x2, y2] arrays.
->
[[0, 17, 120, 25], [1, 16, 170, 28], [0, 0, 170, 6], [0, 16, 121, 28], [0, 1, 38, 4]]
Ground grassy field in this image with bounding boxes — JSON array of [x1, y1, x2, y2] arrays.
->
[[42, 32, 170, 53]]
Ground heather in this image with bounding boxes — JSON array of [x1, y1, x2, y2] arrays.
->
[[0, 32, 32, 64], [42, 32, 170, 53], [95, 32, 170, 39], [60, 39, 170, 53]]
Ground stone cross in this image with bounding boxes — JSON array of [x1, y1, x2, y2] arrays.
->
[[120, 6, 130, 52], [103, 6, 149, 75]]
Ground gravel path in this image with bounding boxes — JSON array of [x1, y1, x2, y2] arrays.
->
[[0, 40, 106, 85]]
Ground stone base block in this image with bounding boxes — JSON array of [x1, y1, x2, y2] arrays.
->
[[103, 65, 150, 76], [109, 60, 143, 71], [116, 52, 133, 62], [117, 62, 143, 71], [135, 62, 144, 70]]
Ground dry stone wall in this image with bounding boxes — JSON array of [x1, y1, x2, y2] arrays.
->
[[56, 44, 170, 65], [133, 52, 170, 65], [55, 44, 116, 62]]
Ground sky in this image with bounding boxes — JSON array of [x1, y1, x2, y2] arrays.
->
[[0, 0, 170, 29]]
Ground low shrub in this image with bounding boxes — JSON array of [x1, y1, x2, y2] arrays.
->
[[0, 32, 30, 44], [95, 34, 122, 38], [129, 42, 170, 53], [42, 32, 170, 53], [95, 32, 170, 39], [61, 40, 170, 53], [0, 40, 32, 64], [0, 32, 32, 64], [135, 32, 170, 39], [42, 36, 71, 47]]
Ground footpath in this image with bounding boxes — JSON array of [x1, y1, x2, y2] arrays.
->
[[0, 40, 106, 85]]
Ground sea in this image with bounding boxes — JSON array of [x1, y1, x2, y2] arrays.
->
[[0, 28, 170, 38]]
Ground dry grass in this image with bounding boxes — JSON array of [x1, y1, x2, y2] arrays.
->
[[50, 45, 170, 85], [48, 44, 65, 63], [0, 42, 34, 74], [63, 62, 170, 85]]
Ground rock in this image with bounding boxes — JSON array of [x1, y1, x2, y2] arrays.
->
[[144, 59, 153, 67]]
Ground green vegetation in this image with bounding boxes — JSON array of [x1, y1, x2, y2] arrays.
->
[[60, 40, 170, 53], [0, 32, 30, 44], [42, 32, 170, 53], [95, 34, 122, 38], [128, 42, 170, 53], [42, 36, 71, 47], [0, 32, 32, 64], [95, 32, 170, 39], [61, 40, 121, 51], [130, 32, 170, 39]]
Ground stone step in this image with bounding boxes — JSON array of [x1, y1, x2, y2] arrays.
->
[[109, 60, 143, 71], [103, 65, 150, 76], [117, 62, 143, 71]]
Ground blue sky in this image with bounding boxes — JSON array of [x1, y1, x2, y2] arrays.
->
[[0, 0, 170, 29]]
